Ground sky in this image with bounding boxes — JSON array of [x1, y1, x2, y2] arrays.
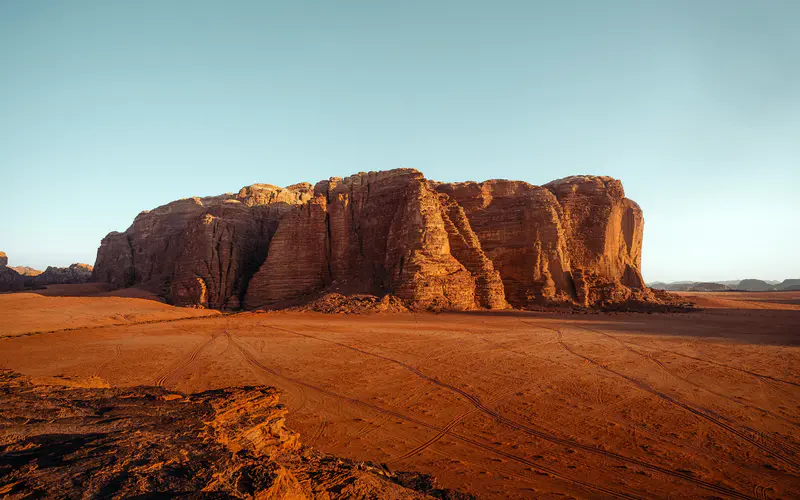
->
[[0, 1, 798, 282]]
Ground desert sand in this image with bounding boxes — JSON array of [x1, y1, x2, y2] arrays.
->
[[1, 288, 798, 498]]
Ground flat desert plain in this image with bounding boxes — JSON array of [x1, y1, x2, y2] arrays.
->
[[1, 288, 799, 499]]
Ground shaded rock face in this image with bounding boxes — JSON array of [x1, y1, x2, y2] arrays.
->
[[92, 185, 313, 309], [93, 169, 649, 310], [434, 175, 645, 308], [244, 170, 493, 310], [0, 370, 469, 499], [0, 253, 92, 291], [0, 251, 24, 292], [32, 263, 93, 286]]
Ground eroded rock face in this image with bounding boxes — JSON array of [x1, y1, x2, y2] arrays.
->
[[0, 370, 469, 499], [1, 253, 93, 291], [0, 251, 24, 292], [92, 185, 313, 309], [32, 263, 93, 286], [94, 169, 651, 310]]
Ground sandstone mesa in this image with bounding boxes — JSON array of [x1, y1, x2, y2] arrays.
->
[[89, 169, 663, 311]]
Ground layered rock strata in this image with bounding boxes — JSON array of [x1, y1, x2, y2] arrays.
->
[[93, 169, 650, 310], [0, 370, 469, 499]]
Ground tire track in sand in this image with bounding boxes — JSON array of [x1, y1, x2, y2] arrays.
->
[[387, 388, 517, 465], [221, 330, 308, 418], [615, 337, 799, 389], [226, 330, 643, 500], [339, 336, 461, 446], [151, 331, 221, 387], [91, 343, 123, 378], [228, 327, 756, 500], [567, 324, 800, 453], [532, 322, 800, 473]]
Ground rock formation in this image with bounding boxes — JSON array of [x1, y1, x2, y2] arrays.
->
[[8, 266, 42, 276], [0, 251, 25, 292], [92, 185, 313, 309], [685, 282, 730, 292], [0, 370, 471, 499], [32, 263, 93, 286], [93, 169, 655, 311], [1, 253, 97, 292]]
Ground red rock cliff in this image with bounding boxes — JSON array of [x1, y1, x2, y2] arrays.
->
[[93, 169, 648, 310]]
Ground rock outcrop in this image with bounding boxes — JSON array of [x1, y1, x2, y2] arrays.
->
[[32, 263, 93, 286], [93, 169, 655, 310], [1, 253, 95, 291], [685, 282, 730, 292], [0, 370, 471, 499], [8, 266, 42, 277], [0, 251, 25, 292], [91, 185, 314, 309]]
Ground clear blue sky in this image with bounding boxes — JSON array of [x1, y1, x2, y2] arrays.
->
[[1, 1, 797, 282]]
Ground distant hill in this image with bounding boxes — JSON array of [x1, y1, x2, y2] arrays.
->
[[9, 266, 42, 276], [776, 279, 800, 291], [685, 282, 730, 292], [649, 282, 730, 292], [648, 278, 800, 292], [736, 279, 775, 291]]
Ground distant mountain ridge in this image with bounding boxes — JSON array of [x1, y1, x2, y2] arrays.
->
[[648, 279, 800, 292]]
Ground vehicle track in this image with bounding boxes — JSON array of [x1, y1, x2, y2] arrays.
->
[[535, 323, 800, 473], [388, 389, 517, 465], [568, 324, 800, 429], [616, 337, 799, 389], [229, 328, 756, 500], [152, 332, 220, 387], [221, 330, 308, 418], [226, 331, 644, 500], [91, 343, 123, 378], [340, 336, 459, 445]]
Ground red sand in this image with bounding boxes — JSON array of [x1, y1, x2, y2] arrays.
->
[[1, 289, 798, 498]]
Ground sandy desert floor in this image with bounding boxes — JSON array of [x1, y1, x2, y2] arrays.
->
[[1, 288, 799, 499]]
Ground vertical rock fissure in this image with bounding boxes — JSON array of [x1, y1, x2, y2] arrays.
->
[[325, 212, 333, 282], [126, 234, 136, 284], [93, 170, 648, 311]]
